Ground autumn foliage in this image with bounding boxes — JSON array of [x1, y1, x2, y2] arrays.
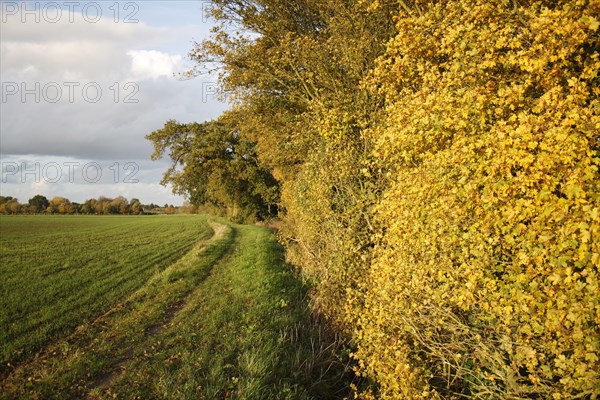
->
[[355, 0, 600, 398], [170, 0, 600, 397]]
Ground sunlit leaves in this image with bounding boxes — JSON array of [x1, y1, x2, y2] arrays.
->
[[355, 0, 600, 398]]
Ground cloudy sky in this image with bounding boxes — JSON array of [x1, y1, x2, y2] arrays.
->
[[0, 0, 228, 205]]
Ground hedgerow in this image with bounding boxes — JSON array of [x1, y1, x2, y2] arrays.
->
[[354, 0, 600, 397], [166, 0, 600, 397]]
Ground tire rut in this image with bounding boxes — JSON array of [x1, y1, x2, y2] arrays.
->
[[85, 222, 233, 397]]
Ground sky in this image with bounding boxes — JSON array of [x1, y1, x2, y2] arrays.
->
[[0, 0, 229, 205]]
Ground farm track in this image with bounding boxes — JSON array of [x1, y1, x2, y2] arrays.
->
[[85, 222, 232, 396], [1, 218, 353, 399], [0, 221, 234, 399]]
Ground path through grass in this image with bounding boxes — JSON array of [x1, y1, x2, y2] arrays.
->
[[1, 218, 353, 399]]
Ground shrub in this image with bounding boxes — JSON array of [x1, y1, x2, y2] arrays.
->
[[352, 0, 600, 397]]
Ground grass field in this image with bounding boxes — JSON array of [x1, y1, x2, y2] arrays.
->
[[0, 216, 352, 399], [0, 215, 213, 370]]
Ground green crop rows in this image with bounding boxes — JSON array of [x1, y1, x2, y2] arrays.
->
[[0, 215, 212, 369]]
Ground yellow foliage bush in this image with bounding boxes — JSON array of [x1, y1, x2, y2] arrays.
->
[[351, 0, 600, 398]]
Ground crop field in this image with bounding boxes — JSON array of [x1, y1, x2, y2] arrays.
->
[[0, 215, 351, 399], [0, 215, 213, 368]]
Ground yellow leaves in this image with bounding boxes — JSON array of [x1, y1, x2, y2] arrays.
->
[[264, 0, 600, 398], [581, 15, 600, 31], [585, 352, 599, 363], [580, 223, 591, 244]]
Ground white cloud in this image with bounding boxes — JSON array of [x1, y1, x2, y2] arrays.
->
[[1, 16, 165, 81], [127, 50, 184, 80]]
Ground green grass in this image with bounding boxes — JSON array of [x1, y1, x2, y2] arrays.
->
[[0, 216, 353, 399], [0, 215, 212, 371]]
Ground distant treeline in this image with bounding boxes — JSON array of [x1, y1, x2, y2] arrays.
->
[[0, 195, 192, 215]]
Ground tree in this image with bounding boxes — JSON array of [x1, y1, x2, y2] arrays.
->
[[3, 198, 21, 215], [0, 196, 15, 204], [96, 196, 116, 214], [188, 0, 396, 317], [110, 196, 129, 215], [28, 195, 49, 213], [147, 116, 280, 221], [47, 196, 71, 214], [130, 198, 143, 215], [80, 199, 96, 214]]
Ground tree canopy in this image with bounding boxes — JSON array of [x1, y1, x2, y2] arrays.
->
[[146, 116, 279, 221]]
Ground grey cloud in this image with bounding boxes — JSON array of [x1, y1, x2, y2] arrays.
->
[[0, 1, 227, 204], [1, 76, 228, 159]]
